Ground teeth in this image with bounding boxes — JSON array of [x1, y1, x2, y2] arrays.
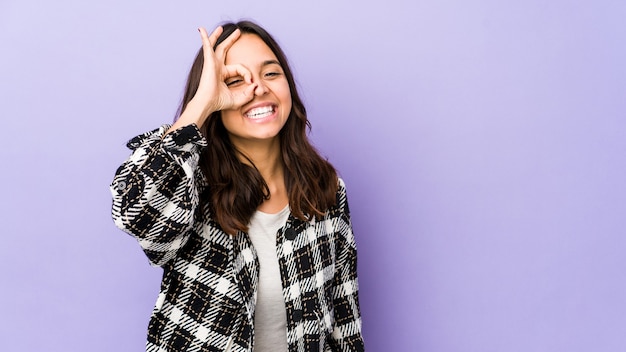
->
[[246, 106, 274, 119]]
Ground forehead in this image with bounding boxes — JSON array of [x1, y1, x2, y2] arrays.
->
[[224, 34, 278, 66]]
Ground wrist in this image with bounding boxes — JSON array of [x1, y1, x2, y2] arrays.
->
[[183, 100, 217, 124]]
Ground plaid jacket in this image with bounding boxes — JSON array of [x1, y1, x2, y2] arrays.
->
[[110, 124, 365, 352]]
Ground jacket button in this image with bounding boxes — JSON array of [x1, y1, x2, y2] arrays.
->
[[285, 227, 297, 240], [292, 309, 303, 322], [116, 180, 127, 192]]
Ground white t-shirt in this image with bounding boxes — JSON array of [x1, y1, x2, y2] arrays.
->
[[247, 205, 290, 352]]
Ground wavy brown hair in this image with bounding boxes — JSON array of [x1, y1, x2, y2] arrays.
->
[[175, 20, 338, 235]]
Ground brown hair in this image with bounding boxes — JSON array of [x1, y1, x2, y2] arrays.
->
[[176, 20, 338, 235]]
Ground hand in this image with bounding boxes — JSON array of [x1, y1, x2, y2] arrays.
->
[[194, 26, 257, 114], [171, 26, 257, 131]]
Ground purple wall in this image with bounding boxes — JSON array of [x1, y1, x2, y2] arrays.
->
[[1, 0, 625, 351]]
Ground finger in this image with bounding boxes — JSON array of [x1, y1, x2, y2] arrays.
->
[[198, 26, 222, 49], [198, 27, 213, 62], [214, 28, 241, 59], [245, 83, 258, 97], [207, 26, 223, 47], [233, 83, 257, 107], [223, 63, 252, 84]]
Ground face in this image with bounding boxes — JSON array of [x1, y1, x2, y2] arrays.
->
[[221, 34, 292, 148]]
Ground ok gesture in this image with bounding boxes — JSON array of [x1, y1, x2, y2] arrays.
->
[[169, 26, 257, 133]]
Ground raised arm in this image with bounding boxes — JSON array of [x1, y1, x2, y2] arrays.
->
[[110, 124, 207, 266], [110, 26, 257, 266]]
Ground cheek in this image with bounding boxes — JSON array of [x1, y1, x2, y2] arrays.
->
[[220, 110, 239, 132], [277, 82, 292, 111], [282, 95, 292, 112]]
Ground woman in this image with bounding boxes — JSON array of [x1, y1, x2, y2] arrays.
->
[[111, 20, 364, 352]]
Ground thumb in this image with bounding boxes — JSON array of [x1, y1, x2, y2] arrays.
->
[[233, 83, 257, 107]]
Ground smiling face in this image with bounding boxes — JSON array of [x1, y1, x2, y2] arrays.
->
[[220, 34, 292, 149]]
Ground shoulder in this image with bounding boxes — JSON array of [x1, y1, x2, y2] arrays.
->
[[338, 177, 346, 190], [336, 177, 350, 216]]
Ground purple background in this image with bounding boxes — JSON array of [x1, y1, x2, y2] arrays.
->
[[1, 0, 625, 351]]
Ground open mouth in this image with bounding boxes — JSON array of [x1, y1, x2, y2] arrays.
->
[[244, 105, 276, 120]]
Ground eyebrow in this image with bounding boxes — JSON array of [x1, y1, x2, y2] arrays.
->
[[261, 60, 281, 67]]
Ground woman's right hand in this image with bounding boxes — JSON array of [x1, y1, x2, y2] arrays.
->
[[168, 26, 257, 133]]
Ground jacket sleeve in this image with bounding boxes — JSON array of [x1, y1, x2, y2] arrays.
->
[[110, 124, 207, 266], [329, 178, 365, 351]]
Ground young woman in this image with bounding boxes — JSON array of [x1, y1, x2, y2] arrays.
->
[[110, 21, 364, 352]]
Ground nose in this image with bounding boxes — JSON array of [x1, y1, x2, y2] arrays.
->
[[254, 81, 269, 96]]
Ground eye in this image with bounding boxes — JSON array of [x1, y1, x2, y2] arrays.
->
[[264, 71, 282, 79], [225, 77, 244, 87]]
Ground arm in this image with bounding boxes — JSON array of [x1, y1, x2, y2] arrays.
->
[[110, 124, 206, 266], [329, 179, 365, 352], [110, 26, 257, 266]]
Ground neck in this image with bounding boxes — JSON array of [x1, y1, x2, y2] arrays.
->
[[233, 137, 282, 180], [231, 137, 289, 213]]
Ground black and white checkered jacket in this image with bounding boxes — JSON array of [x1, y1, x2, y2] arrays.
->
[[110, 124, 365, 352]]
